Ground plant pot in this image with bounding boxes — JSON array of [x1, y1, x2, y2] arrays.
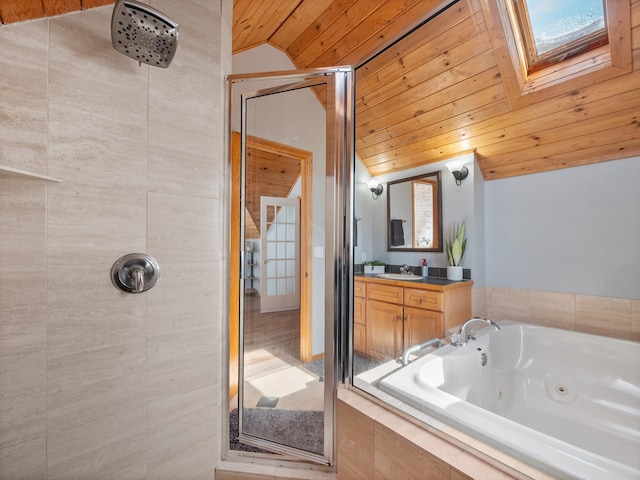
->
[[447, 266, 463, 281]]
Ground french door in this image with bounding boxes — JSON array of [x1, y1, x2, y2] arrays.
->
[[228, 68, 351, 465], [260, 196, 300, 313]]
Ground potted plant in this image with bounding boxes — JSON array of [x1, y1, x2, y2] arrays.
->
[[364, 260, 386, 274], [446, 221, 466, 281]]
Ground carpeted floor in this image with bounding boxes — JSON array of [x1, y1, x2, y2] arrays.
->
[[229, 407, 324, 455], [302, 353, 380, 381]]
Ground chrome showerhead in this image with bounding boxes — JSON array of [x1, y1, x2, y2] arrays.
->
[[111, 0, 179, 68]]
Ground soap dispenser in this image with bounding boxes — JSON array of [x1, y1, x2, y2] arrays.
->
[[421, 258, 428, 277]]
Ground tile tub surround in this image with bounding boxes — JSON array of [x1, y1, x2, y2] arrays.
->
[[0, 1, 231, 478], [336, 389, 553, 480], [472, 287, 640, 342]]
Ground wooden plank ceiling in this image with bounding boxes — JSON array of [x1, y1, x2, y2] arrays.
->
[[3, 0, 639, 180], [244, 136, 304, 239], [0, 0, 111, 23]]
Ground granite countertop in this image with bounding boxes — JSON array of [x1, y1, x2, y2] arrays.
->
[[354, 272, 469, 286]]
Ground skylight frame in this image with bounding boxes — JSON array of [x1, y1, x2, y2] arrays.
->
[[511, 0, 609, 73], [480, 0, 631, 109]]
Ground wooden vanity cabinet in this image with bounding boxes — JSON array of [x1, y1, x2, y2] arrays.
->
[[353, 280, 367, 354], [355, 277, 471, 360]]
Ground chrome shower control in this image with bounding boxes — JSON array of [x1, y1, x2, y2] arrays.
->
[[111, 253, 160, 293]]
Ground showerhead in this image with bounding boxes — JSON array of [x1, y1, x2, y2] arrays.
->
[[111, 0, 179, 68]]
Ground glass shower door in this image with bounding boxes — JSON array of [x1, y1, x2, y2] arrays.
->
[[229, 68, 351, 465]]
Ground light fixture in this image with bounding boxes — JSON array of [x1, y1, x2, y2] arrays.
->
[[446, 160, 469, 186], [367, 180, 383, 200]]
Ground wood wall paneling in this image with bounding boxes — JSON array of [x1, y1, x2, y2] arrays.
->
[[0, 0, 45, 24], [81, 0, 113, 9], [0, 0, 111, 24], [43, 0, 80, 17]]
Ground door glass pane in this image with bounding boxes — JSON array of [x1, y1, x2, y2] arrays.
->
[[277, 223, 286, 240], [286, 242, 295, 258], [287, 223, 295, 240], [266, 241, 276, 259]]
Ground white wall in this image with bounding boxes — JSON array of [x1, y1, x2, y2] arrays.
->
[[485, 156, 640, 299], [232, 44, 327, 355], [353, 155, 375, 264]]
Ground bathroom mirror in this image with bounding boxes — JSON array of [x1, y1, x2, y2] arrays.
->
[[387, 171, 442, 251]]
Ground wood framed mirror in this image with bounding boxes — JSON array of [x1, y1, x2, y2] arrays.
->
[[386, 170, 442, 252]]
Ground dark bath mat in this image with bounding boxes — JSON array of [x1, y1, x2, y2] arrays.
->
[[303, 353, 380, 382], [229, 407, 324, 455], [302, 359, 324, 381], [228, 408, 272, 454]]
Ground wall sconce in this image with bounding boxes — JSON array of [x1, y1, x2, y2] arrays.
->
[[446, 160, 469, 186], [367, 180, 383, 200]]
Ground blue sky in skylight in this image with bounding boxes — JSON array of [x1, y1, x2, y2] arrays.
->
[[526, 0, 605, 53]]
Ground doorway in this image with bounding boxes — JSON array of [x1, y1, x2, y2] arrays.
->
[[227, 68, 351, 464]]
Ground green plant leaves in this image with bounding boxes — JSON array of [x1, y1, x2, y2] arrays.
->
[[446, 221, 466, 266]]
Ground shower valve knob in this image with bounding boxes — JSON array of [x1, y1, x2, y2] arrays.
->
[[111, 253, 160, 293]]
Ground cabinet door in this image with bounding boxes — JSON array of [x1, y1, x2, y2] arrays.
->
[[354, 296, 366, 325], [354, 324, 367, 354], [366, 299, 403, 360], [353, 296, 367, 354], [354, 280, 366, 298], [404, 288, 442, 311], [367, 283, 403, 304], [403, 306, 443, 347]]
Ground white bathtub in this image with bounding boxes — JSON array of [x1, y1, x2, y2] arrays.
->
[[379, 322, 640, 480]]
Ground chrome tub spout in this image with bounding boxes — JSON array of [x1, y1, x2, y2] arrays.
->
[[452, 317, 501, 347], [400, 338, 442, 366]]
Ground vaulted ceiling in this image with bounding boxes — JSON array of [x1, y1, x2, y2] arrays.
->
[[2, 0, 639, 180]]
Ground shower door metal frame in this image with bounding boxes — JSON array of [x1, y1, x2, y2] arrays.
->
[[227, 67, 352, 466]]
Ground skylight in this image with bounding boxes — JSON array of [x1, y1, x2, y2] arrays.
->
[[512, 0, 608, 71]]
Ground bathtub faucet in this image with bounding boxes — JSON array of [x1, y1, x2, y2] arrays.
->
[[400, 338, 442, 366], [451, 317, 501, 347]]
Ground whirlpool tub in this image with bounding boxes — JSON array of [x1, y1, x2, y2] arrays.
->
[[379, 322, 640, 480]]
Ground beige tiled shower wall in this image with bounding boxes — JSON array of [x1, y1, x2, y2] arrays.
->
[[0, 1, 231, 478], [473, 287, 640, 342]]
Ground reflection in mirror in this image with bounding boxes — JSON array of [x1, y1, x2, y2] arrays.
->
[[387, 171, 442, 252]]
